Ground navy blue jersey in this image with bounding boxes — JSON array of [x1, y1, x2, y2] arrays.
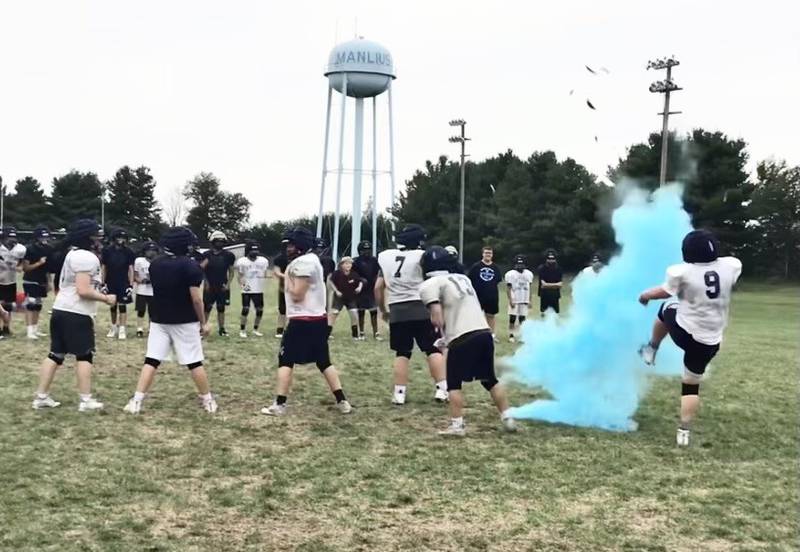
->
[[149, 255, 205, 324]]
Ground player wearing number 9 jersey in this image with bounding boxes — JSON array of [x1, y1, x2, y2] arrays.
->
[[375, 224, 448, 405], [637, 229, 742, 447]]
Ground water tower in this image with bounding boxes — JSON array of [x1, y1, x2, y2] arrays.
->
[[317, 37, 397, 259]]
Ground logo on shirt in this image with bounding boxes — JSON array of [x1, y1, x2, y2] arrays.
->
[[479, 267, 495, 282]]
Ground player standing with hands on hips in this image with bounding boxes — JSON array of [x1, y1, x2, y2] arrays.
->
[[420, 246, 517, 436], [638, 230, 742, 447], [32, 219, 115, 412]]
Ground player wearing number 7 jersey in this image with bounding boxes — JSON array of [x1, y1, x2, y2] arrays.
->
[[637, 229, 742, 447], [375, 224, 448, 405]]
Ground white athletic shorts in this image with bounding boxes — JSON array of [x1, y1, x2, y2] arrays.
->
[[146, 322, 204, 366], [508, 303, 529, 317]]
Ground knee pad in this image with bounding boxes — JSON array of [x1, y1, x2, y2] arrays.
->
[[395, 351, 412, 359], [682, 367, 703, 385], [75, 353, 93, 363], [186, 361, 203, 370], [518, 316, 526, 324], [682, 382, 700, 396], [241, 306, 250, 317], [255, 308, 264, 318], [2, 301, 14, 311], [481, 377, 499, 391], [47, 352, 65, 366], [145, 357, 161, 369], [118, 304, 127, 314], [136, 309, 146, 318], [509, 315, 517, 325], [26, 301, 43, 312]]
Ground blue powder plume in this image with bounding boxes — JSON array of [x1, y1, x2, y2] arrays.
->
[[506, 184, 693, 431]]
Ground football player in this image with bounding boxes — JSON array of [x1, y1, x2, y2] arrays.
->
[[638, 230, 742, 447], [202, 231, 236, 336], [33, 219, 116, 412], [124, 227, 218, 414], [261, 227, 352, 416], [22, 226, 52, 339], [537, 250, 563, 315], [353, 240, 382, 340], [101, 228, 135, 340], [133, 241, 159, 337], [0, 227, 26, 336], [272, 232, 290, 338], [375, 224, 448, 404], [420, 246, 517, 436], [504, 255, 534, 342], [327, 256, 364, 340], [467, 246, 503, 340], [580, 253, 604, 278], [235, 241, 269, 338]]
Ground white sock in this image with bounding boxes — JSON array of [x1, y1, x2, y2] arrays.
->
[[133, 391, 146, 402], [37, 392, 48, 400], [199, 392, 212, 402], [452, 416, 464, 427], [393, 385, 406, 395], [436, 380, 448, 391], [79, 394, 92, 402]]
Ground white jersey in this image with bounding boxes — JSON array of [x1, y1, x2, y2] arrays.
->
[[580, 266, 601, 278], [0, 243, 26, 285], [134, 257, 153, 296], [377, 248, 426, 305], [285, 252, 326, 318], [235, 255, 269, 294], [420, 273, 489, 343], [505, 269, 534, 305], [53, 249, 103, 317], [661, 256, 742, 345]]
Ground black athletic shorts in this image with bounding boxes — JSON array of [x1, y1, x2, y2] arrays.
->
[[356, 290, 377, 311], [107, 282, 133, 305], [23, 282, 47, 299], [204, 287, 230, 311], [659, 303, 719, 376], [50, 310, 95, 357], [277, 288, 286, 315], [242, 293, 264, 310], [135, 294, 153, 316], [478, 293, 499, 315], [446, 330, 498, 391], [389, 319, 441, 356], [332, 295, 357, 312], [0, 283, 16, 305], [540, 292, 560, 314], [279, 318, 331, 370]]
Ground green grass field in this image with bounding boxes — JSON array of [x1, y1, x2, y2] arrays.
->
[[1, 278, 797, 551]]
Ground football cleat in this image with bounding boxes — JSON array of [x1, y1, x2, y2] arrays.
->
[[502, 417, 519, 432], [438, 421, 466, 437], [638, 343, 657, 366], [202, 397, 218, 414], [374, 333, 383, 341], [508, 335, 516, 343], [118, 327, 127, 340], [219, 328, 228, 337], [239, 330, 248, 338], [434, 388, 449, 402], [106, 326, 118, 338], [78, 397, 104, 412], [676, 428, 691, 447], [136, 329, 144, 338], [337, 400, 353, 414], [261, 403, 287, 416], [252, 330, 264, 337], [32, 395, 61, 409], [123, 399, 142, 414], [392, 391, 406, 405]]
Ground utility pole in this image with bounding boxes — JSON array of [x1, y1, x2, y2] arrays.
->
[[448, 119, 469, 263], [647, 56, 682, 187]]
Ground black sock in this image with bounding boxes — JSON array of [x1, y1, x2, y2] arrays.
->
[[240, 324, 245, 330], [327, 325, 333, 338], [351, 325, 359, 338], [276, 327, 284, 335], [276, 395, 287, 406], [370, 311, 378, 333], [358, 311, 365, 334], [333, 389, 346, 403]]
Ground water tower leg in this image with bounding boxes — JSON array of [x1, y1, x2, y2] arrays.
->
[[317, 87, 333, 238], [351, 97, 364, 258], [387, 80, 397, 234], [332, 73, 348, 262], [371, 96, 378, 256]]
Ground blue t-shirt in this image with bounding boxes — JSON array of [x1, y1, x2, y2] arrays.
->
[[149, 255, 204, 324]]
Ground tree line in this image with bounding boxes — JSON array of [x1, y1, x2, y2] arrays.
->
[[1, 127, 797, 277]]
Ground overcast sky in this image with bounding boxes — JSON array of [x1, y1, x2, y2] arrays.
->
[[1, 0, 798, 225]]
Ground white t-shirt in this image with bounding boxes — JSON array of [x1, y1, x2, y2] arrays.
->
[[53, 249, 103, 317], [661, 256, 742, 345], [580, 266, 601, 278], [285, 252, 326, 318], [377, 248, 426, 305], [0, 243, 26, 285], [505, 269, 534, 305], [420, 273, 489, 343], [134, 257, 153, 296], [235, 255, 269, 294]]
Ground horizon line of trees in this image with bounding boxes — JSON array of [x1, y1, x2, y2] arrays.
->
[[1, 127, 797, 277]]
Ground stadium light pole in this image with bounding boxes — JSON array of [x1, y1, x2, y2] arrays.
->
[[448, 119, 470, 264], [647, 56, 682, 187]]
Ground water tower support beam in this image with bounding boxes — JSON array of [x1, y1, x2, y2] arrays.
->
[[351, 97, 365, 258], [387, 80, 396, 233], [332, 73, 348, 261], [317, 87, 333, 238], [371, 96, 378, 256]]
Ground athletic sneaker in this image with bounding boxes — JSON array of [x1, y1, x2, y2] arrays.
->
[[27, 328, 39, 340], [502, 417, 519, 432], [239, 330, 248, 338], [118, 327, 127, 340], [508, 335, 516, 343], [274, 332, 283, 339], [438, 422, 466, 437], [136, 328, 144, 338], [676, 428, 691, 447], [202, 397, 218, 414], [392, 391, 406, 405], [252, 330, 264, 337], [337, 400, 353, 414], [492, 334, 499, 343], [261, 403, 287, 416], [106, 326, 118, 338], [32, 395, 61, 409], [639, 343, 657, 366], [374, 333, 383, 341], [219, 328, 228, 337], [434, 388, 449, 402], [78, 397, 104, 412], [36, 329, 47, 337], [123, 398, 142, 414]]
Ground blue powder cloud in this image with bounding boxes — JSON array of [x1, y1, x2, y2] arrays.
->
[[506, 184, 693, 431]]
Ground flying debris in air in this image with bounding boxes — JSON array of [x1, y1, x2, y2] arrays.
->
[[594, 136, 598, 143], [585, 65, 596, 74], [489, 184, 496, 195], [601, 67, 610, 74], [569, 89, 574, 96], [586, 99, 596, 110]]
